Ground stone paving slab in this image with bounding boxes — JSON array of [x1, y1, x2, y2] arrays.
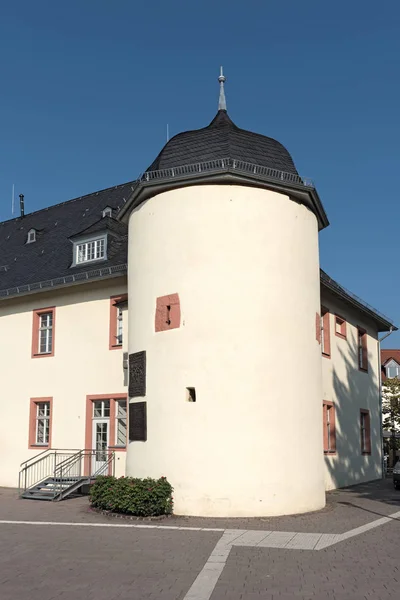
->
[[2, 479, 400, 599], [212, 518, 400, 599], [0, 523, 220, 600]]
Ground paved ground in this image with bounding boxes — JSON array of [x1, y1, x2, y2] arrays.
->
[[1, 479, 400, 599]]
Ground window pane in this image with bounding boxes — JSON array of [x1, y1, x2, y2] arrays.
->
[[116, 308, 123, 344], [37, 402, 49, 417], [117, 400, 126, 418], [76, 238, 105, 264], [388, 366, 399, 378], [116, 419, 127, 446], [37, 420, 45, 443], [103, 400, 110, 417], [93, 401, 102, 417]]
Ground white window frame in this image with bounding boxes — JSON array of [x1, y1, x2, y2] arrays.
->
[[39, 312, 53, 354], [116, 307, 123, 345], [36, 402, 50, 445], [93, 400, 110, 419], [27, 229, 36, 244], [72, 234, 107, 267]]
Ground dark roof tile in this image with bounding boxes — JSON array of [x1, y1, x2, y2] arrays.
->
[[147, 110, 298, 175], [0, 182, 133, 292]]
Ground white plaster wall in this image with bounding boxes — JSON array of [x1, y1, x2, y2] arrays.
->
[[320, 289, 382, 490], [126, 184, 325, 517], [0, 278, 128, 488]]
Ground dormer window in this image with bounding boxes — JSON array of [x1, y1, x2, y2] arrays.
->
[[27, 229, 36, 244], [386, 359, 400, 379], [73, 235, 107, 266], [102, 207, 112, 218]]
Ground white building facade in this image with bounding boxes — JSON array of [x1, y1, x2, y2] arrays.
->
[[0, 74, 395, 516]]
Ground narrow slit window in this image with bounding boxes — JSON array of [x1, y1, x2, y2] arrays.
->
[[320, 307, 330, 357], [360, 409, 371, 454], [186, 387, 196, 402], [323, 402, 336, 453], [358, 328, 368, 371]]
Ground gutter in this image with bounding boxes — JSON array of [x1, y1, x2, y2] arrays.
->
[[0, 263, 127, 302]]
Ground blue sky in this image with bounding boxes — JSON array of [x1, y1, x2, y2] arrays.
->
[[0, 1, 399, 344]]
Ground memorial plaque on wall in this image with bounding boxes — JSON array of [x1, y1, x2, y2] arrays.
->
[[129, 350, 146, 397], [129, 402, 147, 442]]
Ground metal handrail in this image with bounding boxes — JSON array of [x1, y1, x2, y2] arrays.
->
[[92, 452, 115, 478], [19, 448, 81, 470], [18, 450, 78, 496], [138, 157, 315, 189], [18, 448, 115, 498], [53, 449, 86, 475]]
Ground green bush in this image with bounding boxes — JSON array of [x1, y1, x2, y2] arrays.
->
[[89, 475, 173, 517]]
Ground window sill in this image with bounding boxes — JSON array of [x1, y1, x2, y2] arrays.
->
[[359, 367, 368, 373], [324, 450, 336, 455], [32, 352, 54, 359], [29, 444, 50, 449], [322, 352, 331, 359], [108, 445, 127, 452], [335, 332, 347, 340], [109, 344, 123, 351], [71, 258, 107, 268], [361, 451, 371, 455]]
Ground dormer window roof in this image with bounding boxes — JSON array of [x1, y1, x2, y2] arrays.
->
[[102, 206, 113, 218], [26, 229, 36, 244]]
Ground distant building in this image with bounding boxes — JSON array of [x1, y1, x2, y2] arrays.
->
[[381, 350, 400, 381], [381, 350, 400, 463], [0, 71, 396, 516]]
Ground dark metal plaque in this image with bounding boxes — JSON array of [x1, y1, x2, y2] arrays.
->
[[129, 401, 147, 442], [129, 351, 146, 397]]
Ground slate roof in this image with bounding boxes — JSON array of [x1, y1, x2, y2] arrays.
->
[[0, 179, 396, 333], [0, 181, 134, 296], [147, 110, 299, 175], [69, 215, 128, 240]]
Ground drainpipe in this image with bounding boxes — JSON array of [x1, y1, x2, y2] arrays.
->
[[378, 327, 394, 477]]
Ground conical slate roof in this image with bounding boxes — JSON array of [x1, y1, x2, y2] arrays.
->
[[147, 110, 298, 175]]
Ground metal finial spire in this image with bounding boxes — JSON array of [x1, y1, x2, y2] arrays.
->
[[218, 66, 227, 111]]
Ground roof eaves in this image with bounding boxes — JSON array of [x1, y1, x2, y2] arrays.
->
[[320, 269, 397, 332], [118, 164, 329, 229], [0, 263, 127, 302]]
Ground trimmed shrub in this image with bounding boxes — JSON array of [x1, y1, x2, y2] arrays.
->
[[89, 475, 173, 517]]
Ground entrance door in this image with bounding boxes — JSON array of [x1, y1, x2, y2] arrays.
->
[[92, 400, 110, 474]]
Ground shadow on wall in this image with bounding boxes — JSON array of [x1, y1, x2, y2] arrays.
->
[[325, 332, 381, 490]]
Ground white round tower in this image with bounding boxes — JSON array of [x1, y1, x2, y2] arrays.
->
[[121, 73, 329, 517]]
